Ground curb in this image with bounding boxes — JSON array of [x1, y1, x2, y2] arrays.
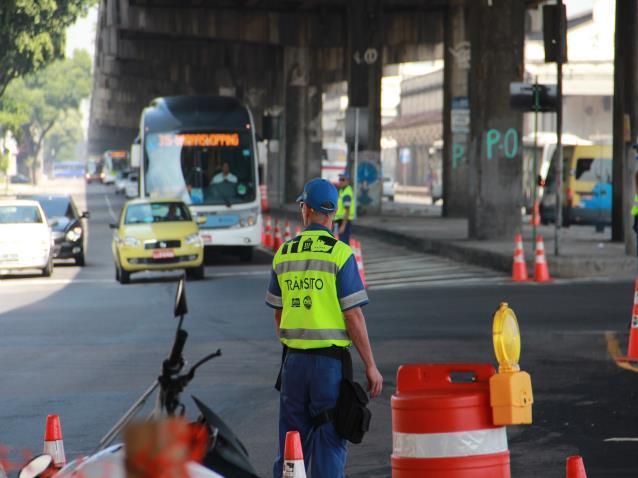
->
[[266, 208, 637, 279]]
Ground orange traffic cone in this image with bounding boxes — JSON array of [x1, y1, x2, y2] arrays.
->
[[566, 455, 587, 478], [273, 219, 283, 252], [534, 235, 551, 283], [43, 415, 66, 468], [282, 431, 306, 478], [352, 239, 367, 288], [284, 220, 292, 242], [512, 234, 529, 282], [624, 278, 638, 360], [263, 216, 273, 248]]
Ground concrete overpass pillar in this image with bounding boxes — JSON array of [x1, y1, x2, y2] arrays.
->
[[347, 0, 383, 215], [612, 0, 638, 255], [467, 0, 525, 239], [283, 47, 323, 202], [442, 0, 470, 217]]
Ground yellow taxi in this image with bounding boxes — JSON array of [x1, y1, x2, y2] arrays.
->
[[111, 198, 204, 284]]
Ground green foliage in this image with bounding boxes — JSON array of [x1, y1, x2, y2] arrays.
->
[[0, 0, 95, 97], [45, 109, 84, 162], [0, 50, 92, 180]]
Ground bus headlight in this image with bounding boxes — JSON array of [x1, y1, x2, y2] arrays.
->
[[185, 233, 203, 247], [246, 215, 256, 226]]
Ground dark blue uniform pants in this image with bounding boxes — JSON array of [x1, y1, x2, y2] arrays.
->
[[273, 353, 347, 477], [335, 220, 351, 245]]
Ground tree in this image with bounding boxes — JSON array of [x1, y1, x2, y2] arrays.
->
[[45, 108, 84, 163], [0, 0, 95, 98], [0, 49, 92, 181]]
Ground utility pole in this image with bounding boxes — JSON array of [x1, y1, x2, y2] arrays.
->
[[553, 0, 565, 256]]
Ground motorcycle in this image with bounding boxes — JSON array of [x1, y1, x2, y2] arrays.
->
[[19, 275, 260, 478]]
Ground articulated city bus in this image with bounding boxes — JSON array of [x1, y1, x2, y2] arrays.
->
[[138, 96, 261, 261]]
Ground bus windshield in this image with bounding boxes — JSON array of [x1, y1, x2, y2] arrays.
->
[[144, 131, 256, 206]]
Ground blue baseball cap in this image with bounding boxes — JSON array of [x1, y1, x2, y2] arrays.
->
[[296, 178, 338, 214]]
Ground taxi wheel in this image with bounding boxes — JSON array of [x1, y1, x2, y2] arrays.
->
[[186, 264, 205, 281], [119, 267, 130, 284]]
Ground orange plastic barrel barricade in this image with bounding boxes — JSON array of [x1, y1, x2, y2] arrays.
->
[[391, 364, 510, 478]]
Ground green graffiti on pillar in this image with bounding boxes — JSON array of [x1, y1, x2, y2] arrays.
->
[[452, 144, 465, 169], [485, 128, 519, 160]]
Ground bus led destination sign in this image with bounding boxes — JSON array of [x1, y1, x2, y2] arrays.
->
[[158, 133, 240, 148]]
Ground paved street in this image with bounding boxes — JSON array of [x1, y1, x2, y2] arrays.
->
[[0, 180, 637, 477]]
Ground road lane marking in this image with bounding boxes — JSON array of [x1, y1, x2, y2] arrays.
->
[[605, 331, 638, 373], [604, 438, 638, 442], [104, 194, 117, 222]]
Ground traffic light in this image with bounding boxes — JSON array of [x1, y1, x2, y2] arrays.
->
[[510, 83, 558, 112]]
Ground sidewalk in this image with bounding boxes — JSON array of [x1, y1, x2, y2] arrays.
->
[[271, 204, 637, 279]]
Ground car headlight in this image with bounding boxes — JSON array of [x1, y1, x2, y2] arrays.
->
[[66, 227, 82, 242], [123, 236, 141, 247], [185, 233, 203, 247]]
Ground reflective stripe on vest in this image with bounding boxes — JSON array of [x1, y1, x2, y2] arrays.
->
[[335, 185, 355, 221], [273, 229, 354, 349], [392, 427, 508, 459]]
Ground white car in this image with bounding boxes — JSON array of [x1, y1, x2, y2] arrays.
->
[[382, 177, 396, 201], [0, 200, 54, 276], [124, 173, 139, 198]]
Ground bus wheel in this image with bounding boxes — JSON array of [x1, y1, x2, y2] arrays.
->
[[239, 247, 253, 262]]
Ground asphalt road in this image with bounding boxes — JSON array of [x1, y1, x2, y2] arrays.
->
[[0, 179, 636, 477]]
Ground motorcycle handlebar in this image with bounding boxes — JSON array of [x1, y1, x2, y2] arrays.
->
[[167, 329, 188, 369]]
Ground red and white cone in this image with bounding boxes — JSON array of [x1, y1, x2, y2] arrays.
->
[[534, 235, 551, 283], [282, 431, 306, 478], [566, 455, 587, 478], [43, 414, 66, 468], [618, 278, 638, 362], [351, 239, 367, 288], [284, 220, 292, 242], [512, 233, 529, 282]]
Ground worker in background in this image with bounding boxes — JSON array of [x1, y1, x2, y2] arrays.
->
[[265, 178, 382, 478], [334, 171, 355, 244]]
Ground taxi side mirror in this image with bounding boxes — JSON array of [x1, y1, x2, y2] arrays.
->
[[109, 222, 118, 229]]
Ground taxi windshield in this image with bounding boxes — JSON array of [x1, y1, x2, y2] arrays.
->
[[124, 202, 191, 225]]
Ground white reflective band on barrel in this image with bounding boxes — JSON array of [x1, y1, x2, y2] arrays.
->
[[393, 427, 508, 459]]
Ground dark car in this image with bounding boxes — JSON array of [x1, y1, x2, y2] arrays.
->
[[18, 194, 89, 266]]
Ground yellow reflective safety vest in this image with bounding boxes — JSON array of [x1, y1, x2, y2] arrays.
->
[[273, 228, 353, 349], [335, 185, 355, 221], [632, 194, 638, 217]]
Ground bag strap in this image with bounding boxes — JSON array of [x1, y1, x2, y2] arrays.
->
[[274, 345, 288, 391], [341, 347, 353, 381]]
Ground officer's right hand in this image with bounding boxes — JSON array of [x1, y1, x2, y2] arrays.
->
[[366, 365, 383, 398]]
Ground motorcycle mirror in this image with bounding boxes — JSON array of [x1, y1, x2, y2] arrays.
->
[[18, 454, 53, 478], [174, 274, 188, 318]]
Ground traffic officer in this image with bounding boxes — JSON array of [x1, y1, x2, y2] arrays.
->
[[265, 178, 382, 478], [334, 171, 355, 244]]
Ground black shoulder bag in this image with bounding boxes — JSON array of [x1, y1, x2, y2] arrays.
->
[[311, 348, 371, 444]]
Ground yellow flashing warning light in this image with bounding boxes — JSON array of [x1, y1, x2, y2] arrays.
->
[[492, 302, 521, 373], [490, 302, 533, 426]]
